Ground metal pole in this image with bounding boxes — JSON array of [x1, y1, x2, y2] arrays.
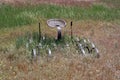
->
[[71, 21, 73, 39], [57, 27, 62, 40], [39, 22, 41, 42]]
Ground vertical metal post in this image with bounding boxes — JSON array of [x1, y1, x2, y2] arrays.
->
[[71, 21, 73, 39], [39, 22, 41, 42], [57, 27, 62, 40]]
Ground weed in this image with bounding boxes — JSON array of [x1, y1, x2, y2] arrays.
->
[[15, 36, 24, 49]]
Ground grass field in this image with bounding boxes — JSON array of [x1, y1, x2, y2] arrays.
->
[[0, 4, 120, 28], [0, 0, 120, 80]]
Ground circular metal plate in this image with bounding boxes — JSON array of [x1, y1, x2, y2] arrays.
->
[[47, 19, 66, 28]]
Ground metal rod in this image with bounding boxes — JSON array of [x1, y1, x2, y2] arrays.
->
[[71, 21, 73, 39], [57, 27, 62, 40], [39, 22, 41, 42]]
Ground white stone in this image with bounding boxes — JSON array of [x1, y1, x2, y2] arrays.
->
[[91, 42, 95, 48], [42, 36, 45, 40], [81, 48, 86, 55], [76, 37, 80, 42], [83, 39, 87, 43], [33, 49, 37, 58], [48, 48, 52, 56], [87, 39, 91, 43], [95, 48, 99, 53]]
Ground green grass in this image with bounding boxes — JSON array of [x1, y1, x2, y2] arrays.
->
[[0, 4, 120, 28], [15, 31, 71, 49], [15, 31, 74, 58]]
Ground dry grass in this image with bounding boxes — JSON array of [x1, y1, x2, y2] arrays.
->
[[0, 51, 120, 80], [100, 0, 120, 8], [0, 20, 120, 80], [1, 0, 119, 8], [0, 0, 120, 80], [0, 0, 98, 7]]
